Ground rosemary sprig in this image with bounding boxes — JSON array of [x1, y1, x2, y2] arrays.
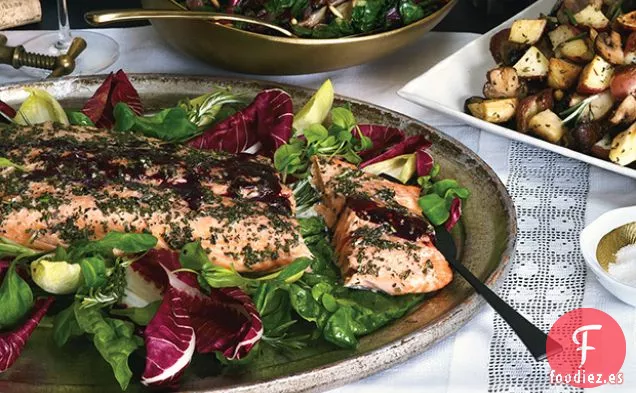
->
[[559, 94, 599, 125]]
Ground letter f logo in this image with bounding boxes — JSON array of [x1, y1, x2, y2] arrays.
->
[[572, 324, 602, 368]]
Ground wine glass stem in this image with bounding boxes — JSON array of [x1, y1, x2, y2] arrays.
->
[[56, 0, 72, 50]]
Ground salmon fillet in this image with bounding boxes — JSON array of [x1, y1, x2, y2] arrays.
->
[[0, 123, 311, 272], [311, 157, 453, 295], [310, 156, 422, 228]]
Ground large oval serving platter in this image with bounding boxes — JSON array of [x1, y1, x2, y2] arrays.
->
[[0, 75, 517, 393]]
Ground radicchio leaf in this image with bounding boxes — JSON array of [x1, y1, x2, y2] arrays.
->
[[140, 253, 263, 387], [0, 101, 16, 124], [360, 135, 432, 169], [124, 249, 197, 308], [188, 89, 293, 157], [141, 269, 196, 388], [191, 286, 263, 360], [0, 297, 54, 372], [416, 149, 434, 176], [445, 197, 462, 231], [355, 124, 405, 159], [81, 70, 143, 129]]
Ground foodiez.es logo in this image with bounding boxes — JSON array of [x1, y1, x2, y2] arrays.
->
[[547, 308, 626, 388]]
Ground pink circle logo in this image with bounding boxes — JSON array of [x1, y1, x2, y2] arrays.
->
[[547, 308, 626, 388]]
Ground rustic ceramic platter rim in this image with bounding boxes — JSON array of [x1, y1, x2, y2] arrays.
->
[[0, 74, 517, 393]]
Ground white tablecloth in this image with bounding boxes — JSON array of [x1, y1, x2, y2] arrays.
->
[[1, 26, 636, 392]]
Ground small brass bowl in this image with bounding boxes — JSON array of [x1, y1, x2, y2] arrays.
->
[[580, 207, 636, 306], [596, 222, 636, 271], [141, 0, 457, 74]]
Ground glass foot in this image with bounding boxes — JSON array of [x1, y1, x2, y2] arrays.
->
[[20, 31, 119, 78]]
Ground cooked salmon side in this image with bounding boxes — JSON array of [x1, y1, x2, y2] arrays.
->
[[0, 123, 311, 272], [310, 156, 422, 228], [311, 157, 453, 295]]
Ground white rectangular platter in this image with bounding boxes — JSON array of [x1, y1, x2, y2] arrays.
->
[[398, 0, 636, 179]]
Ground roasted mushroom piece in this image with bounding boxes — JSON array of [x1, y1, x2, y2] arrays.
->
[[489, 28, 527, 66], [569, 121, 604, 153], [516, 89, 554, 133], [595, 31, 624, 65], [483, 67, 526, 99], [610, 95, 636, 125]]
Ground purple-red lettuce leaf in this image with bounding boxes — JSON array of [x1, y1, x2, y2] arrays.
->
[[445, 197, 462, 231], [81, 70, 143, 129], [360, 135, 431, 169], [140, 254, 263, 387], [415, 149, 434, 177], [123, 249, 198, 308], [0, 297, 54, 372], [188, 89, 293, 157], [355, 124, 405, 159], [0, 101, 16, 124], [141, 268, 197, 388], [191, 286, 263, 360]]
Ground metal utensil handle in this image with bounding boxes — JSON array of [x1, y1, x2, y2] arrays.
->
[[448, 257, 561, 361], [84, 9, 294, 37]]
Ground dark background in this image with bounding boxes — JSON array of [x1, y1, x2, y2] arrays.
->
[[18, 0, 537, 33]]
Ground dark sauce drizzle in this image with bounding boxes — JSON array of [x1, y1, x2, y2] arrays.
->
[[346, 197, 434, 242]]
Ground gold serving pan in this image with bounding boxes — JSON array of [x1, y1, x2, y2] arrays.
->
[[140, 0, 457, 74]]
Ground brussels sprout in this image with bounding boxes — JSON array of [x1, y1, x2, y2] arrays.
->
[[31, 260, 81, 295]]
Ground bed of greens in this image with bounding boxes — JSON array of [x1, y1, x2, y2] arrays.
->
[[0, 71, 469, 390], [181, 0, 449, 38]]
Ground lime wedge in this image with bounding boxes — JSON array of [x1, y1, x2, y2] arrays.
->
[[362, 153, 416, 184], [293, 79, 334, 133]]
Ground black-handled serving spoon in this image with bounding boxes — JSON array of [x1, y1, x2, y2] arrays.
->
[[434, 227, 562, 361]]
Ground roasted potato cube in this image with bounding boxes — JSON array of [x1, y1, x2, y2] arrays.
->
[[610, 65, 636, 100], [577, 55, 614, 94], [483, 67, 525, 99], [547, 58, 583, 89], [567, 91, 614, 122], [529, 109, 566, 143], [549, 25, 582, 51], [559, 38, 595, 63], [513, 46, 550, 78], [516, 89, 554, 133], [618, 11, 636, 31], [574, 5, 610, 29], [595, 31, 624, 65], [610, 95, 636, 125], [509, 19, 548, 45], [609, 122, 636, 166], [467, 98, 518, 123]]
